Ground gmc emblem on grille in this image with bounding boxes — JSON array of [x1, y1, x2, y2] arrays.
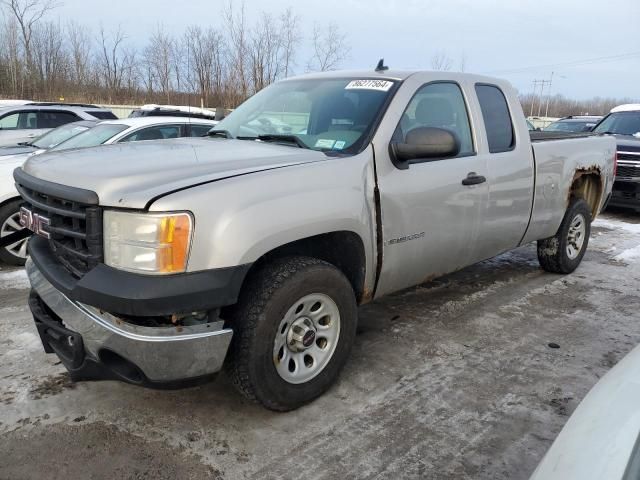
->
[[19, 206, 50, 239]]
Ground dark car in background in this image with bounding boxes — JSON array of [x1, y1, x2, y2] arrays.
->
[[544, 115, 603, 133], [593, 105, 640, 212]]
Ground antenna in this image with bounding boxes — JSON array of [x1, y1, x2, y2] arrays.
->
[[375, 59, 389, 72]]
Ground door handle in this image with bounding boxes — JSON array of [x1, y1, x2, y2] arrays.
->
[[462, 172, 486, 186]]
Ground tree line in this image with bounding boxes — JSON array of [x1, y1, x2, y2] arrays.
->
[[0, 0, 350, 107], [519, 92, 637, 118], [0, 0, 635, 116]]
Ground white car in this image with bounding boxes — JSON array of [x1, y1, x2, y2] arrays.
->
[[530, 343, 640, 479], [0, 116, 217, 264], [0, 103, 117, 146]]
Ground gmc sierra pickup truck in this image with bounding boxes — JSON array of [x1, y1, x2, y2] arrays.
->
[[15, 69, 616, 411]]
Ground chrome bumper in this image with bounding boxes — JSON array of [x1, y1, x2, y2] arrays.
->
[[26, 259, 233, 383]]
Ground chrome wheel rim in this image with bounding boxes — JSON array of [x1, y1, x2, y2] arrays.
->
[[0, 211, 27, 259], [566, 213, 586, 260], [273, 293, 341, 384]]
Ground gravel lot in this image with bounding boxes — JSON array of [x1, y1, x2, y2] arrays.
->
[[1, 210, 639, 480]]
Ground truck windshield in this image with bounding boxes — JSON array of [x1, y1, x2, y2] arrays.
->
[[213, 78, 398, 153], [31, 123, 91, 149], [51, 124, 128, 151], [593, 112, 640, 136]]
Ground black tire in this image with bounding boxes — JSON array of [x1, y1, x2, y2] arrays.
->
[[0, 199, 27, 266], [537, 198, 591, 274], [225, 256, 358, 411]]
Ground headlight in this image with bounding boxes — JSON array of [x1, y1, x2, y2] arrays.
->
[[104, 210, 193, 274]]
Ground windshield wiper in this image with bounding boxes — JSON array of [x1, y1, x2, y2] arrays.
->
[[254, 134, 307, 149], [597, 131, 632, 136], [208, 129, 232, 139], [16, 141, 33, 146]]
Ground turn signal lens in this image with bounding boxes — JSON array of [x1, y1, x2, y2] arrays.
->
[[104, 211, 193, 274]]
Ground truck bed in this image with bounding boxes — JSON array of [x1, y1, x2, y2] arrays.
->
[[529, 131, 595, 142]]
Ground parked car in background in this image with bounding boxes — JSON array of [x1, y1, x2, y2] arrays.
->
[[530, 343, 640, 480], [129, 104, 221, 121], [0, 120, 97, 158], [16, 69, 615, 411], [544, 115, 602, 133], [0, 116, 217, 265], [0, 103, 116, 147], [593, 105, 640, 212], [526, 119, 538, 131]]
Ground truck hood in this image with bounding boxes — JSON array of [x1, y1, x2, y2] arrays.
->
[[612, 134, 640, 153], [22, 137, 327, 208]]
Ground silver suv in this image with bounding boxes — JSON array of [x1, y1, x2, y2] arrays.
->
[[0, 103, 117, 146]]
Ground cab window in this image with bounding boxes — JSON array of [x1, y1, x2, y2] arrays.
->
[[189, 124, 214, 137], [119, 125, 182, 142], [475, 84, 515, 153], [395, 82, 474, 157], [0, 111, 37, 129]]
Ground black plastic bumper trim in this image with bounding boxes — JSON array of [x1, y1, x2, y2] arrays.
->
[[29, 235, 251, 316]]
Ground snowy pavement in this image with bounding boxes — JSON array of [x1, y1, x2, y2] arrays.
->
[[0, 209, 639, 480]]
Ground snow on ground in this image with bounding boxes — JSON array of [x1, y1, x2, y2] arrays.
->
[[594, 217, 640, 234], [0, 268, 30, 290]]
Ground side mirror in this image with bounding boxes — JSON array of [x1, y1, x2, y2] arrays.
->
[[390, 127, 460, 168]]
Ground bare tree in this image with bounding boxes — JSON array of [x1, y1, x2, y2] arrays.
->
[[1, 0, 58, 94], [0, 17, 23, 96], [183, 25, 227, 107], [430, 51, 453, 71], [145, 25, 175, 103], [279, 7, 300, 77], [458, 52, 467, 73], [306, 22, 349, 72], [97, 25, 126, 99], [248, 13, 284, 92], [67, 20, 92, 87], [31, 19, 67, 97], [224, 1, 249, 102]]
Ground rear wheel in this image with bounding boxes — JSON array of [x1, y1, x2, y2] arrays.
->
[[0, 199, 27, 266], [537, 198, 591, 274], [225, 256, 357, 411]]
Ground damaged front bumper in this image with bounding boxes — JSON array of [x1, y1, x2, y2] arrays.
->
[[26, 259, 233, 386]]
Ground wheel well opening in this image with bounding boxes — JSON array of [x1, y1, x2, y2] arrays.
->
[[244, 231, 367, 304], [569, 171, 603, 219]]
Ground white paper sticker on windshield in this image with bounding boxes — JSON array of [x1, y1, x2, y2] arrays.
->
[[333, 141, 346, 150], [345, 79, 394, 92], [315, 139, 336, 149]]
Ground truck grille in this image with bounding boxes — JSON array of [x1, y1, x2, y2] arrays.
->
[[616, 151, 640, 179], [616, 165, 640, 178], [16, 181, 103, 278], [617, 152, 640, 162]]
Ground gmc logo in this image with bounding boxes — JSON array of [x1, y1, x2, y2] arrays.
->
[[19, 206, 50, 239]]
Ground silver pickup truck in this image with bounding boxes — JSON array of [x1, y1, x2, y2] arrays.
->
[[15, 69, 616, 411]]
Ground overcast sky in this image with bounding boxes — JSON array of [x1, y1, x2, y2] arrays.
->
[[54, 0, 640, 100]]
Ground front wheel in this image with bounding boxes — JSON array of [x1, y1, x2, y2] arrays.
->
[[537, 198, 591, 274], [225, 256, 357, 411], [0, 199, 27, 266]]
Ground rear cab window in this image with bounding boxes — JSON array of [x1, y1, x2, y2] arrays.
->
[[119, 125, 183, 142], [37, 111, 81, 129], [475, 84, 515, 153], [88, 111, 118, 120], [189, 124, 214, 137]]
